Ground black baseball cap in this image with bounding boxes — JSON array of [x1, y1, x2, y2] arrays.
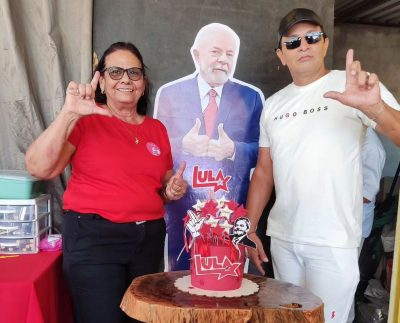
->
[[276, 8, 324, 49]]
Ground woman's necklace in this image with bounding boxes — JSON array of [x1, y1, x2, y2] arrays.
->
[[106, 104, 142, 144]]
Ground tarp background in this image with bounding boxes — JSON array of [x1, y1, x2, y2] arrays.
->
[[0, 0, 93, 229]]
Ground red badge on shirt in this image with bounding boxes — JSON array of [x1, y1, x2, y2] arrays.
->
[[146, 142, 161, 156]]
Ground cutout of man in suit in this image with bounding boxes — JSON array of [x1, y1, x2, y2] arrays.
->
[[230, 217, 256, 249], [154, 23, 264, 270]]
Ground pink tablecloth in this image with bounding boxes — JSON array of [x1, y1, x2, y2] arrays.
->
[[0, 251, 73, 323]]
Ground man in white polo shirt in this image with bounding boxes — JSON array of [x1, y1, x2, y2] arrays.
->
[[246, 8, 400, 322]]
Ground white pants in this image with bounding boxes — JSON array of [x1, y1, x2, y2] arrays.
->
[[271, 237, 359, 322], [347, 238, 365, 322]]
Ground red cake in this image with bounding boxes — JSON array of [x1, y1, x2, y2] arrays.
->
[[190, 244, 245, 291], [183, 198, 253, 291]]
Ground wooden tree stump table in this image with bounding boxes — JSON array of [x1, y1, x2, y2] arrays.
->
[[121, 271, 324, 323]]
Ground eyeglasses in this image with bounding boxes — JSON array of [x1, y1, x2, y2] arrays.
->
[[102, 66, 144, 81], [283, 32, 325, 50]]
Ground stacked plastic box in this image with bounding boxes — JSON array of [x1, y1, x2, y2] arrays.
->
[[0, 166, 52, 254], [0, 194, 51, 254]]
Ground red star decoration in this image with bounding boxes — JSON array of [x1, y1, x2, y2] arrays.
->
[[213, 169, 231, 192], [225, 199, 239, 211], [218, 257, 241, 278], [230, 205, 248, 222], [201, 200, 218, 218], [199, 222, 212, 237]]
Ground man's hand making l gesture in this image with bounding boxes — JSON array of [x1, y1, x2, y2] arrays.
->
[[324, 49, 384, 120]]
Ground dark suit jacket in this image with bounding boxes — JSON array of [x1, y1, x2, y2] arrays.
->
[[231, 234, 257, 249], [155, 75, 263, 270]]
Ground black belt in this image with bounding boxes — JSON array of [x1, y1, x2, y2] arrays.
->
[[64, 210, 147, 224]]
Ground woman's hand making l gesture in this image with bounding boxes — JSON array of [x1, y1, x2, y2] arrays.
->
[[64, 71, 111, 118], [26, 72, 111, 179]]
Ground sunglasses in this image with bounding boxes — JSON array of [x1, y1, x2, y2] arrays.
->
[[102, 66, 144, 81], [283, 32, 325, 50]]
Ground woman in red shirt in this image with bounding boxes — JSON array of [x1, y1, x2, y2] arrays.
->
[[25, 42, 187, 323]]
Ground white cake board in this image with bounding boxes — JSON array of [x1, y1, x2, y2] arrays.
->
[[174, 275, 259, 298]]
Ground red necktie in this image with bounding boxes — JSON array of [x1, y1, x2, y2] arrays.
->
[[204, 89, 218, 137]]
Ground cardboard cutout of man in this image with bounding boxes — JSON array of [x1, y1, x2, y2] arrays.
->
[[154, 23, 264, 270]]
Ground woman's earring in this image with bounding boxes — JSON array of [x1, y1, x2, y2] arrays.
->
[[101, 88, 105, 94]]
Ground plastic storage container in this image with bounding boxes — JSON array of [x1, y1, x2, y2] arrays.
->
[[0, 170, 44, 199], [0, 213, 50, 237], [0, 194, 51, 254]]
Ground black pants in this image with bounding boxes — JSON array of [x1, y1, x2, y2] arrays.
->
[[62, 211, 166, 323]]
